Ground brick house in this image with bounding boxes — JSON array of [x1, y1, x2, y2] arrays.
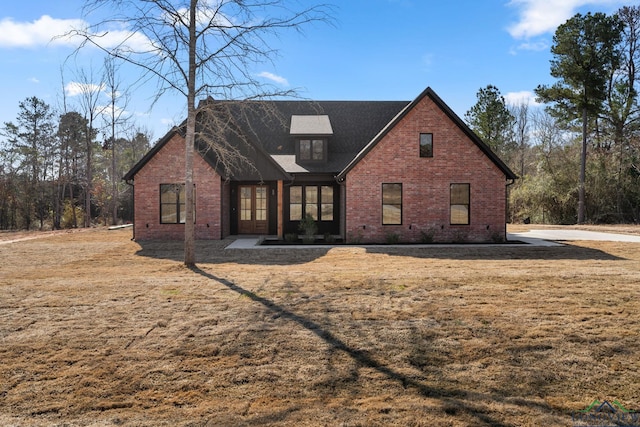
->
[[123, 87, 517, 243]]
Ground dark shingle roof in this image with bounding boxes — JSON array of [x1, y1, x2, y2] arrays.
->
[[229, 100, 410, 173], [185, 99, 409, 176], [124, 88, 516, 182]]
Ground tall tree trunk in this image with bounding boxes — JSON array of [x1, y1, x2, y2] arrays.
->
[[183, 0, 197, 266], [578, 106, 587, 223], [112, 132, 117, 225], [85, 126, 93, 228], [72, 194, 78, 228]]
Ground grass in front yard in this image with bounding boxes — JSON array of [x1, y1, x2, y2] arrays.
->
[[1, 228, 639, 426]]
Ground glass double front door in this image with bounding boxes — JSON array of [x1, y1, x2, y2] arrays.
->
[[238, 185, 268, 234]]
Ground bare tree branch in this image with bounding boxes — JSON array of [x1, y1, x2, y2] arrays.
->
[[69, 0, 333, 265]]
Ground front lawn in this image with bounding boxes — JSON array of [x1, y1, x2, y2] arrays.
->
[[1, 227, 638, 426]]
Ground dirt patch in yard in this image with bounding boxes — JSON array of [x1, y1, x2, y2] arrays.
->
[[1, 227, 639, 426]]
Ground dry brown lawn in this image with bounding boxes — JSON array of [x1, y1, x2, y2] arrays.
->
[[1, 226, 640, 426]]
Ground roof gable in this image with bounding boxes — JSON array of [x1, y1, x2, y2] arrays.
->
[[123, 88, 515, 182], [123, 126, 183, 182], [336, 87, 517, 181]]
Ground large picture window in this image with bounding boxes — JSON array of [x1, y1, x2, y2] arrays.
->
[[382, 183, 402, 225], [289, 185, 334, 221], [160, 183, 195, 224], [450, 183, 470, 225]]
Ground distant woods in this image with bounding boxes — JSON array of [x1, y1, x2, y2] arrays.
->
[[466, 6, 640, 224], [0, 95, 151, 230], [3, 6, 640, 230]]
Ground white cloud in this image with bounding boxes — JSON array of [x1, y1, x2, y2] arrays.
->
[[512, 40, 548, 53], [421, 52, 434, 71], [90, 28, 155, 53], [176, 3, 235, 28], [0, 15, 86, 48], [504, 90, 542, 107], [507, 0, 627, 39], [65, 81, 105, 97], [28, 77, 40, 84], [99, 104, 128, 119], [0, 15, 153, 52], [257, 71, 289, 86]]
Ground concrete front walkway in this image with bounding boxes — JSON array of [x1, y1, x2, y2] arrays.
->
[[225, 229, 640, 249], [509, 229, 640, 244]]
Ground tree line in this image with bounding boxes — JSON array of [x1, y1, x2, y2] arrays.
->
[[0, 63, 152, 230], [466, 6, 640, 224], [3, 4, 636, 232]]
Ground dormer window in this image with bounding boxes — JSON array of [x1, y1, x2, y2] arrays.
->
[[299, 139, 326, 161], [290, 115, 333, 164]]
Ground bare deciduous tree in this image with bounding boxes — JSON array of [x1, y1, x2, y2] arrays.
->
[[68, 66, 105, 228], [102, 56, 131, 225], [510, 100, 530, 178], [70, 0, 332, 265]]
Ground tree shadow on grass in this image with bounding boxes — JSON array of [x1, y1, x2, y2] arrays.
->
[[135, 239, 625, 266], [134, 239, 331, 265], [366, 242, 625, 261], [189, 265, 559, 426]]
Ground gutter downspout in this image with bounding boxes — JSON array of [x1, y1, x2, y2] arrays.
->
[[335, 175, 346, 243], [125, 178, 135, 240]]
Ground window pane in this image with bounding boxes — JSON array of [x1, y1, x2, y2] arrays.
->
[[240, 187, 252, 221], [382, 183, 402, 225], [321, 203, 333, 221], [255, 187, 267, 221], [305, 187, 318, 219], [300, 140, 311, 160], [382, 183, 402, 204], [305, 186, 318, 203], [290, 186, 302, 221], [161, 204, 178, 223], [306, 203, 318, 220], [256, 187, 266, 207], [450, 183, 470, 225], [179, 203, 186, 224], [320, 186, 333, 221], [290, 204, 302, 221], [290, 186, 302, 203], [160, 184, 178, 203], [321, 186, 333, 203], [312, 139, 324, 160], [160, 183, 188, 224], [451, 205, 469, 225], [451, 184, 470, 204], [383, 205, 402, 225], [420, 133, 433, 157]]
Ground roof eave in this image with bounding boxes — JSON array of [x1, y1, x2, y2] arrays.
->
[[122, 125, 182, 181]]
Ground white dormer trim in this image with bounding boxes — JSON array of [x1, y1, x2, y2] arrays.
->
[[290, 115, 333, 136]]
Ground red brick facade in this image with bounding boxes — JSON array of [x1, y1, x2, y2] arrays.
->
[[126, 88, 514, 243], [344, 95, 508, 243], [132, 134, 223, 240]]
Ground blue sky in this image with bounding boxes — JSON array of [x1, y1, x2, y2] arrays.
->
[[0, 0, 633, 142]]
